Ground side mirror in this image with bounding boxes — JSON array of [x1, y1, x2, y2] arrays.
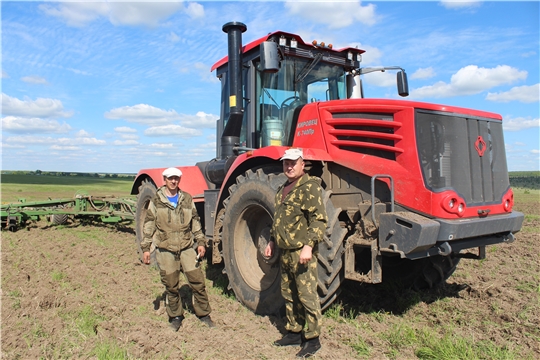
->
[[259, 41, 280, 73], [397, 70, 409, 97]]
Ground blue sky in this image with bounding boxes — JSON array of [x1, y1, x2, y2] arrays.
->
[[1, 1, 539, 174]]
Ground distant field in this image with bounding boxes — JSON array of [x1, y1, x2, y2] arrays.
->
[[1, 174, 134, 203]]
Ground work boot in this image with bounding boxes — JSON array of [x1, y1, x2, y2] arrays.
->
[[198, 315, 215, 328], [274, 332, 302, 347], [296, 337, 321, 358], [169, 316, 183, 332]]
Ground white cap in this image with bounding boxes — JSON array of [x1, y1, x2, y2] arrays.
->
[[162, 167, 183, 178], [280, 148, 303, 161]]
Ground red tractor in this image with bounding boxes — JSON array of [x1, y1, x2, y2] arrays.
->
[[132, 22, 524, 314]]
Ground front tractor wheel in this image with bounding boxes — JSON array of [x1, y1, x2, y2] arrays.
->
[[135, 180, 157, 265], [222, 167, 285, 315]]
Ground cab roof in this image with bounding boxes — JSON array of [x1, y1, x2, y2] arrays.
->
[[210, 30, 365, 72]]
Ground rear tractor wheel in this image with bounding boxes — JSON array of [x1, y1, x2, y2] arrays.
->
[[221, 167, 285, 315], [136, 179, 157, 265], [221, 168, 350, 314]]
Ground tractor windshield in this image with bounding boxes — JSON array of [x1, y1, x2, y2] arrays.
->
[[255, 57, 346, 147]]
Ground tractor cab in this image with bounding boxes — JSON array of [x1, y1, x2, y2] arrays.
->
[[211, 25, 408, 161], [206, 22, 408, 186]]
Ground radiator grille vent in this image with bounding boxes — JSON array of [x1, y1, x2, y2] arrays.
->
[[326, 112, 402, 160]]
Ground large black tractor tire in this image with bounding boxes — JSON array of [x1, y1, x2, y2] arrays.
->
[[221, 168, 349, 314], [383, 254, 460, 290], [136, 180, 157, 265], [317, 190, 348, 310], [221, 167, 286, 315]]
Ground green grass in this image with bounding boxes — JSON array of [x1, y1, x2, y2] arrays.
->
[[76, 305, 105, 337], [348, 335, 371, 357], [51, 270, 67, 282], [91, 340, 131, 359], [415, 328, 520, 360]]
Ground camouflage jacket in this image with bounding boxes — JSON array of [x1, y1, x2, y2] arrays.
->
[[140, 186, 206, 253], [271, 174, 328, 250]]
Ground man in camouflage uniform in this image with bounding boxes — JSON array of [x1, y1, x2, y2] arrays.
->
[[141, 167, 214, 331], [265, 148, 327, 358]]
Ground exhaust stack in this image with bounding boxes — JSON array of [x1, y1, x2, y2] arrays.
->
[[205, 21, 247, 186], [221, 21, 247, 159]]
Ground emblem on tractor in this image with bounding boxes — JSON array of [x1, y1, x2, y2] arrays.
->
[[475, 135, 487, 157]]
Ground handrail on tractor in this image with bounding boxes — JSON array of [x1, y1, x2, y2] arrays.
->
[[370, 174, 395, 227]]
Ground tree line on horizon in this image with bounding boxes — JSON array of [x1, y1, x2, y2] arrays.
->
[[1, 170, 136, 179]]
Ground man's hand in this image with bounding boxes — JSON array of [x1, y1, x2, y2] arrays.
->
[[197, 245, 206, 258], [143, 251, 151, 264], [299, 245, 313, 264], [265, 241, 275, 257]]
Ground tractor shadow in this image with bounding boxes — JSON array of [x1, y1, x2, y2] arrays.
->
[[204, 262, 470, 323], [327, 279, 470, 317]]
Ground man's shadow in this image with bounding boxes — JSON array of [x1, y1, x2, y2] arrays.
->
[[153, 285, 195, 313]]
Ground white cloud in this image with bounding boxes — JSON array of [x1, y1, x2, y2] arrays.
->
[[440, 0, 482, 10], [2, 93, 73, 118], [168, 31, 180, 43], [180, 111, 219, 128], [39, 2, 108, 27], [119, 133, 139, 140], [107, 2, 183, 27], [21, 75, 48, 84], [502, 116, 540, 131], [285, 0, 376, 29], [51, 145, 80, 151], [5, 135, 106, 146], [2, 143, 25, 149], [198, 142, 217, 149], [105, 104, 181, 125], [75, 129, 92, 137], [185, 2, 204, 19], [362, 71, 397, 88], [150, 143, 174, 148], [144, 124, 202, 137], [486, 83, 539, 103], [356, 45, 381, 66], [2, 70, 10, 78], [411, 67, 436, 80], [1, 116, 72, 134], [113, 139, 140, 146], [194, 62, 219, 83], [521, 51, 537, 58], [114, 126, 137, 133], [410, 65, 527, 99], [39, 2, 185, 28], [531, 149, 540, 154], [67, 68, 91, 76]]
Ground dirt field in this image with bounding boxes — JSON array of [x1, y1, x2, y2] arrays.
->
[[1, 193, 539, 359]]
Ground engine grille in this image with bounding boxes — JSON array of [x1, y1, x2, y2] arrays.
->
[[326, 112, 403, 160]]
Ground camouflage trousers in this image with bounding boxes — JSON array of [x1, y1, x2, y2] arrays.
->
[[156, 247, 211, 318], [280, 247, 322, 339]]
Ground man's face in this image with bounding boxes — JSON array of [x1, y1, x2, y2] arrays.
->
[[283, 158, 305, 181], [164, 176, 180, 192]]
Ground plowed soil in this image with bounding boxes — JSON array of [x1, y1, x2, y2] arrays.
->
[[2, 196, 539, 359]]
